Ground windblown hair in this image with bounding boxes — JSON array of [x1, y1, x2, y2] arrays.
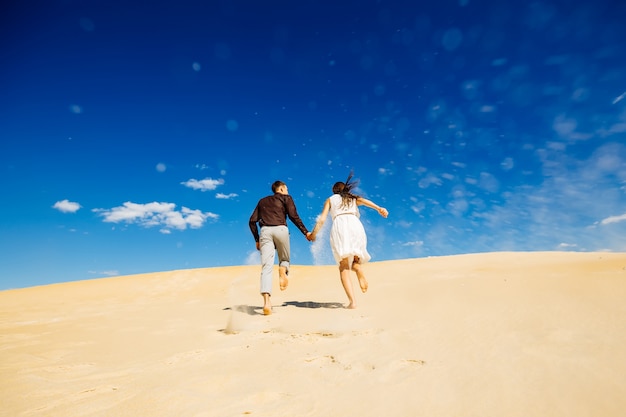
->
[[332, 172, 360, 208], [272, 180, 286, 193]]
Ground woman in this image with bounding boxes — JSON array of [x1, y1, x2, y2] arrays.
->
[[310, 173, 388, 309]]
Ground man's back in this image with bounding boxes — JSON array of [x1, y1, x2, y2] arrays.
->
[[249, 191, 308, 241], [256, 194, 288, 227]]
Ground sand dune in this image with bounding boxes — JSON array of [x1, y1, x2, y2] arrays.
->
[[1, 252, 625, 417]]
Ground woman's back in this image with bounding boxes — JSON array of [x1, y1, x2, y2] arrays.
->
[[329, 194, 359, 220]]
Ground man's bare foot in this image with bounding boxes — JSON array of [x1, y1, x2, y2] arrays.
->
[[345, 303, 356, 309], [279, 267, 288, 291], [263, 306, 272, 315]]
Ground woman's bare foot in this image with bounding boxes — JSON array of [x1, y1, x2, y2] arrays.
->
[[263, 306, 272, 315], [345, 303, 356, 309], [357, 276, 368, 293], [279, 267, 288, 291]]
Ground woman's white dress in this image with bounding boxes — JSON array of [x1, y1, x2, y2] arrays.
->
[[328, 194, 371, 265]]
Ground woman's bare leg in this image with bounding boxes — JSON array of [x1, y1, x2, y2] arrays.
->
[[339, 258, 356, 308], [352, 256, 368, 293]]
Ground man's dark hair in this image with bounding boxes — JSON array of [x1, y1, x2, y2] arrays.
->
[[272, 180, 286, 193]]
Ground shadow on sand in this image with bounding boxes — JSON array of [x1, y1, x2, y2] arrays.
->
[[282, 301, 345, 309], [224, 305, 264, 316], [224, 301, 345, 316]]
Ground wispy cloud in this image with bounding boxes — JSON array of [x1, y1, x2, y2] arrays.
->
[[216, 193, 238, 199], [418, 173, 443, 188], [93, 202, 218, 231], [557, 243, 578, 249], [88, 270, 119, 277], [391, 140, 626, 258], [600, 213, 626, 225], [403, 240, 424, 247], [468, 144, 626, 251], [52, 199, 81, 213], [245, 250, 260, 265], [181, 178, 224, 191]]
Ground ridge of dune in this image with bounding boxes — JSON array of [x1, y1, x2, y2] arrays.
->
[[1, 251, 625, 416]]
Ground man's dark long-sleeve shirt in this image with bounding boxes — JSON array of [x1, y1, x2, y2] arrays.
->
[[249, 193, 309, 242]]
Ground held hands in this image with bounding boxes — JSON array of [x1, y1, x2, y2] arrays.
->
[[308, 222, 322, 242]]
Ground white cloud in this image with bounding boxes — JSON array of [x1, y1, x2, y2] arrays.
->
[[608, 123, 626, 134], [460, 142, 626, 253], [557, 243, 578, 249], [181, 178, 224, 191], [478, 172, 500, 193], [600, 213, 626, 225], [216, 193, 238, 199], [418, 174, 442, 188], [245, 250, 260, 265], [93, 202, 218, 231], [612, 91, 626, 105], [501, 157, 515, 171], [88, 270, 119, 277], [552, 114, 578, 139], [396, 220, 413, 228], [53, 199, 81, 213], [441, 172, 455, 181]]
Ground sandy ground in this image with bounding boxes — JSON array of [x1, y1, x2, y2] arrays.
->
[[1, 251, 625, 417]]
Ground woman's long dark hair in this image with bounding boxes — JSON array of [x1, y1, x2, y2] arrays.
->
[[332, 172, 360, 208]]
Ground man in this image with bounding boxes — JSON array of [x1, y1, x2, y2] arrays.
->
[[249, 180, 312, 315]]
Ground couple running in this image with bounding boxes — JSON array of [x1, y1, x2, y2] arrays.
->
[[248, 173, 388, 315]]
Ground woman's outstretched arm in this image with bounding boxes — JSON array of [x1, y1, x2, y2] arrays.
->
[[356, 197, 388, 218], [310, 198, 331, 240]]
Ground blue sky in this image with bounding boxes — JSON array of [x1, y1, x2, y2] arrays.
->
[[1, 0, 625, 290]]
